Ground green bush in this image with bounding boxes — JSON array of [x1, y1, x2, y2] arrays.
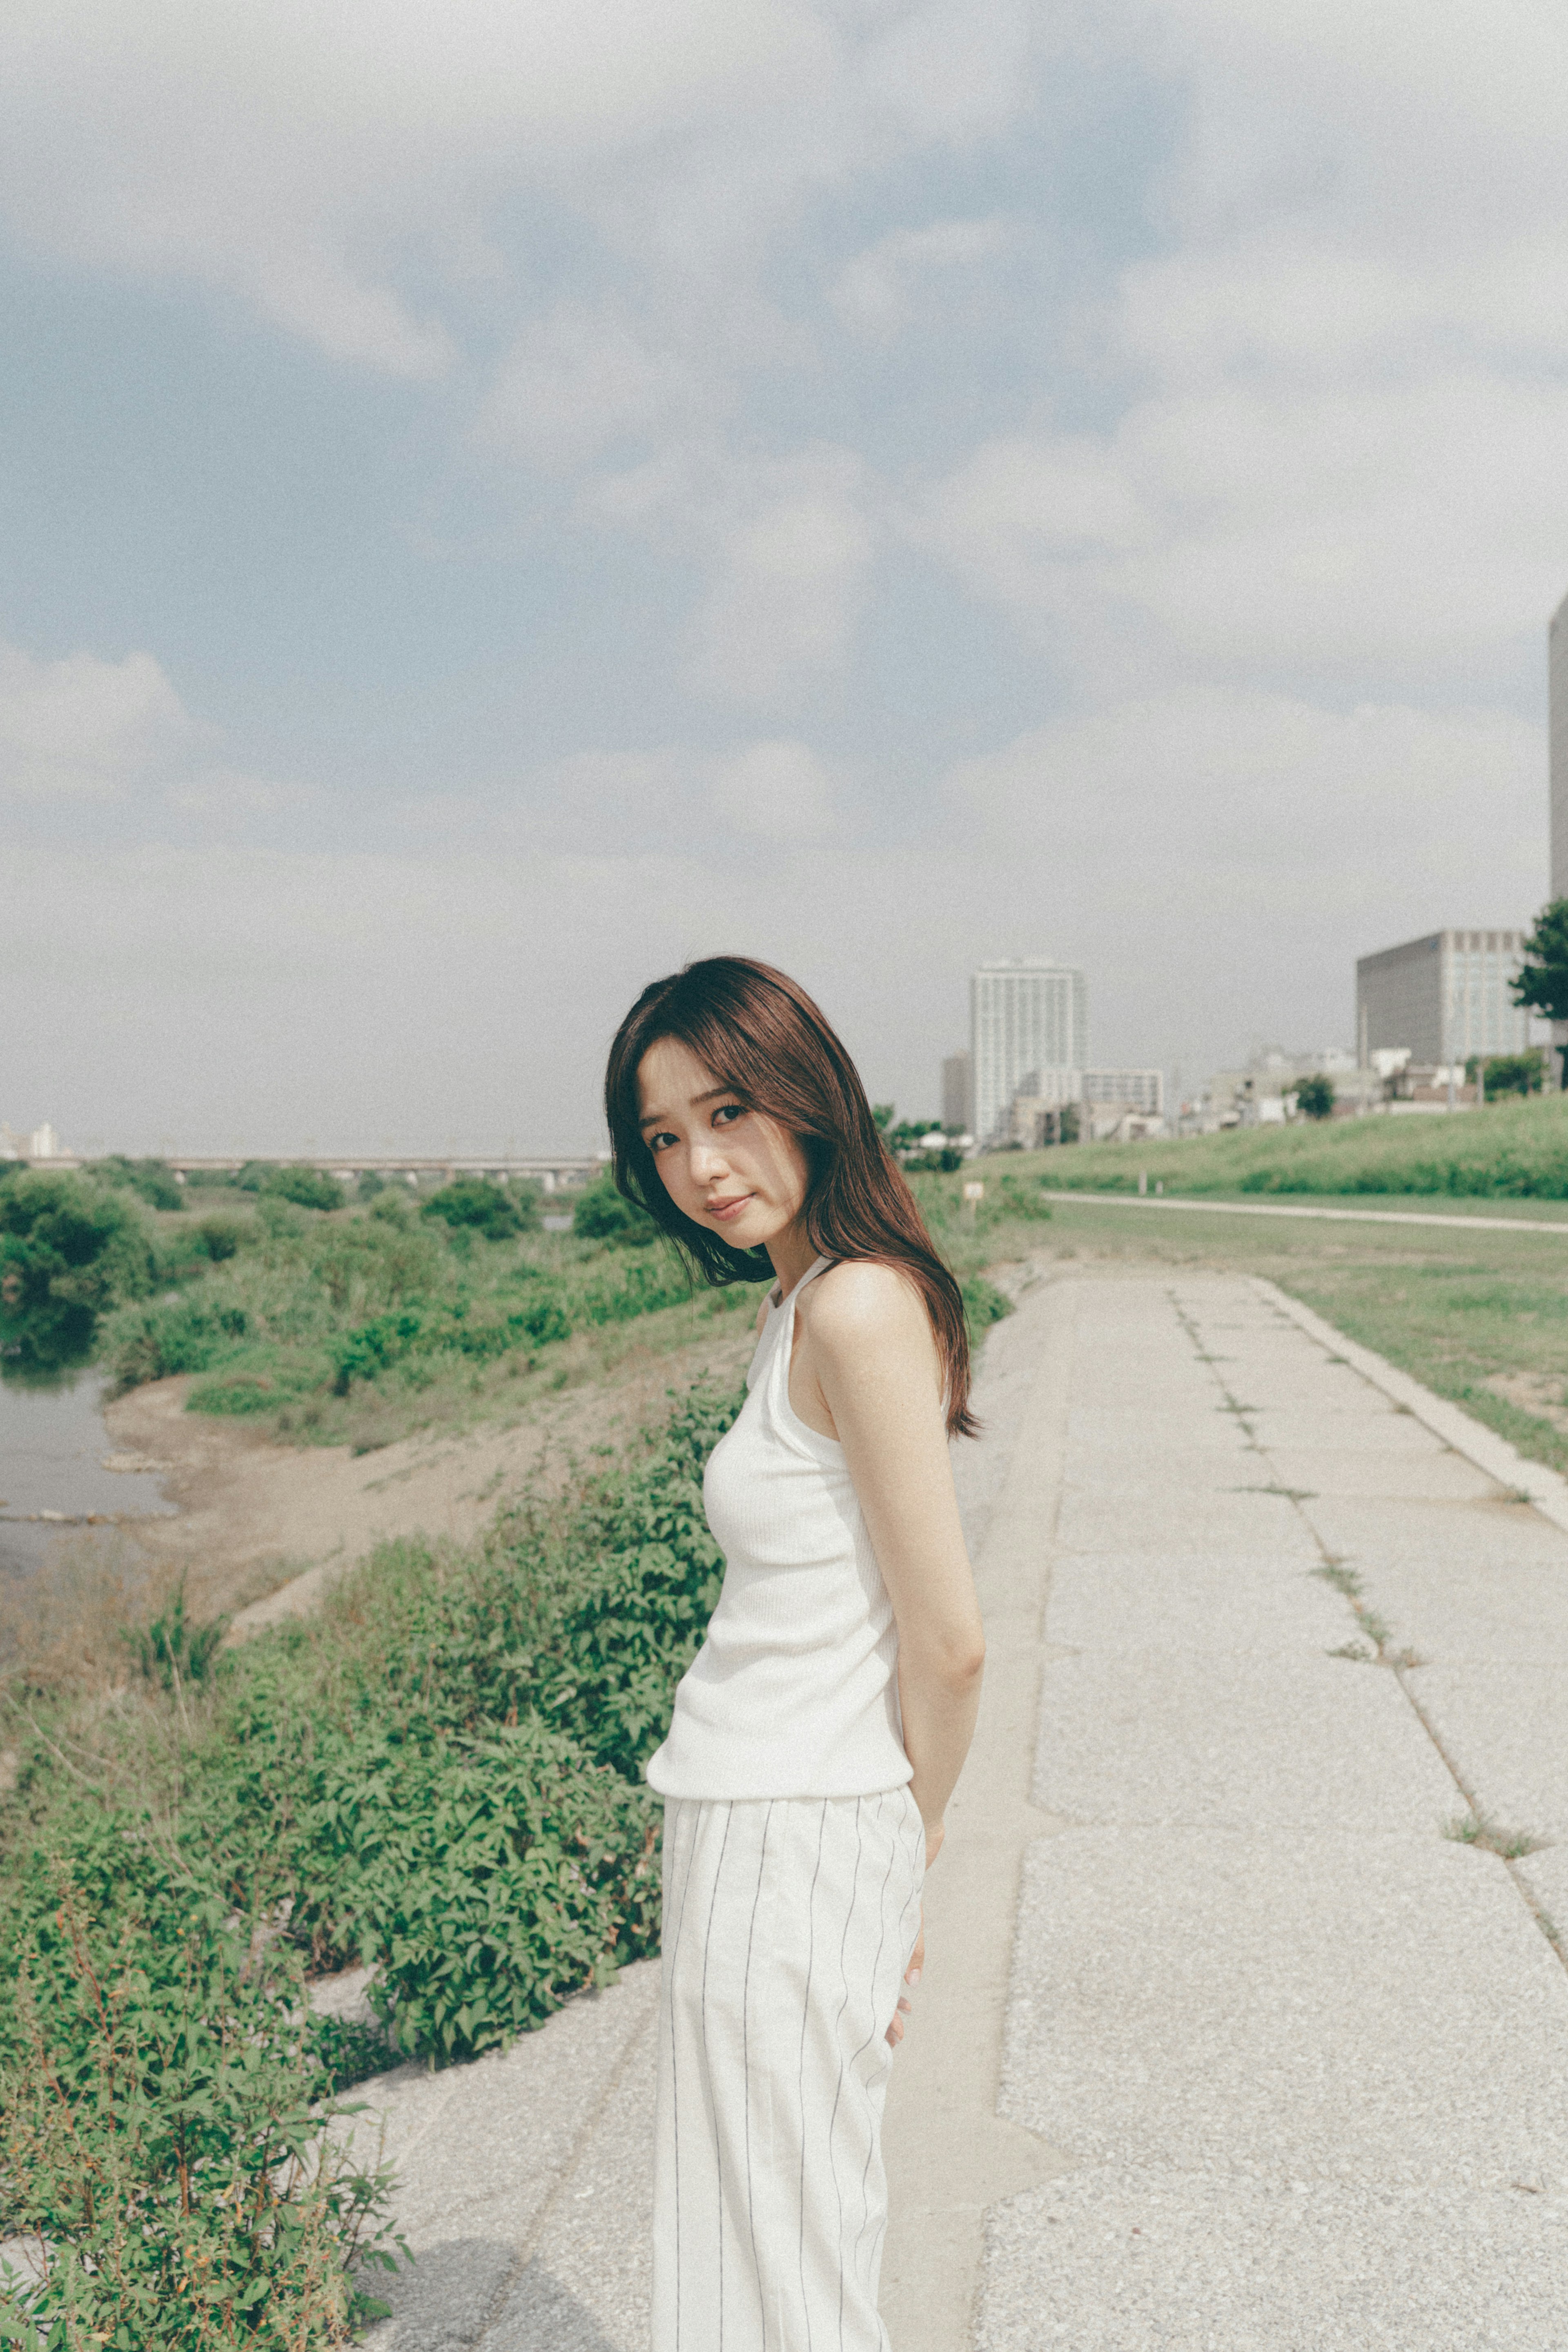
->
[[194, 1213, 245, 1262], [94, 1187, 730, 1425], [1296, 1074, 1336, 1120], [0, 1174, 160, 1373], [421, 1176, 527, 1240], [961, 1274, 1013, 1338], [570, 1173, 659, 1247], [100, 1292, 256, 1388], [293, 1723, 659, 2062], [87, 1154, 186, 1212], [264, 1165, 345, 1215], [0, 1874, 400, 2348], [979, 1174, 1054, 1228], [127, 1580, 230, 1692], [1470, 1050, 1548, 1099]]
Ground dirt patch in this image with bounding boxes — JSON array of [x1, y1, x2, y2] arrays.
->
[[100, 1322, 756, 1632], [1484, 1371, 1568, 1437]]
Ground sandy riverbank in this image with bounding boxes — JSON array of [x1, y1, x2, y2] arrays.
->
[[95, 1320, 757, 1633]]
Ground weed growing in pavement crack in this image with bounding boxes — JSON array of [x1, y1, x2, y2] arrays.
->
[[1313, 1560, 1395, 1654], [1444, 1812, 1551, 1859]]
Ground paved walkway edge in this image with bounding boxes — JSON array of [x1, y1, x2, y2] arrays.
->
[[1047, 1189, 1568, 1235], [880, 1277, 1076, 2352], [1254, 1277, 1568, 1540]]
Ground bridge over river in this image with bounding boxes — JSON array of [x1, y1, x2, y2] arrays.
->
[[165, 1152, 605, 1191]]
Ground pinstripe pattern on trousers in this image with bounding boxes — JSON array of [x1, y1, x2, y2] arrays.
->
[[653, 1789, 925, 2352]]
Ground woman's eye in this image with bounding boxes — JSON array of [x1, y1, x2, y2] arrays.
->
[[713, 1104, 745, 1127], [649, 1130, 677, 1153]]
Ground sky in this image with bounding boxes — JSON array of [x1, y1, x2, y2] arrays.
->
[[2, 0, 1565, 1154]]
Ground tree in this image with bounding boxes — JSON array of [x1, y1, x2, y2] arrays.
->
[[420, 1175, 525, 1240], [264, 1163, 345, 1213], [571, 1172, 659, 1246], [1295, 1074, 1335, 1120], [1466, 1050, 1546, 1099], [885, 1118, 963, 1173], [1511, 898, 1568, 1087], [88, 1155, 185, 1212]]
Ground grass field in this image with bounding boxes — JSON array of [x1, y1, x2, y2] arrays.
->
[[1026, 1088, 1568, 1198]]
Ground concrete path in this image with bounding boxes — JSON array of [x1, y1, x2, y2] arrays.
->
[[354, 1271, 1568, 2348]]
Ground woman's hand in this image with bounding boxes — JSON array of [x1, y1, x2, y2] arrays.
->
[[886, 1909, 924, 2048]]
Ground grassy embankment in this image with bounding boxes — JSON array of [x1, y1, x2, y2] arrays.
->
[[0, 1164, 1048, 2346], [1001, 1090, 1568, 1480], [1034, 1086, 1568, 1198], [3, 1161, 1030, 1453]]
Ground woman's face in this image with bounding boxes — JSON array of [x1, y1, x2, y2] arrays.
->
[[636, 1036, 810, 1253]]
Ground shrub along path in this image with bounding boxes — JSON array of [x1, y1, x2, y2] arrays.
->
[[350, 1269, 1568, 2350]]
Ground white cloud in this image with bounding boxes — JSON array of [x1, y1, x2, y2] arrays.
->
[[943, 690, 1542, 884], [0, 643, 198, 798], [908, 2, 1568, 694], [0, 0, 1041, 380], [918, 373, 1568, 684], [473, 307, 711, 472], [163, 770, 316, 821], [829, 215, 1008, 341], [709, 738, 840, 838], [688, 448, 876, 702]]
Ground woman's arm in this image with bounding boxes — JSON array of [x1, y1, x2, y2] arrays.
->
[[800, 1263, 985, 1857]]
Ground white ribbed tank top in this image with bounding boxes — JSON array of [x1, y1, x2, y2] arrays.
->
[[645, 1256, 912, 1802]]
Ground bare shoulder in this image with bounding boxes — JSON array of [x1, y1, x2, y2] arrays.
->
[[800, 1259, 933, 1361]]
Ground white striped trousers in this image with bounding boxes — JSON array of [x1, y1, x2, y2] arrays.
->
[[653, 1790, 925, 2352]]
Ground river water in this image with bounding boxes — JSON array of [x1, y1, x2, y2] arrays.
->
[[0, 1368, 176, 1588]]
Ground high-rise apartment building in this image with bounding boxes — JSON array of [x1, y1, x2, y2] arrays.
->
[[970, 957, 1088, 1147], [1355, 931, 1529, 1067], [940, 1051, 972, 1135], [1552, 589, 1568, 900]]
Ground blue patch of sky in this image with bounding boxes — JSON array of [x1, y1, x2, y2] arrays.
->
[[0, 44, 1187, 850], [760, 51, 1185, 450], [0, 252, 716, 801]]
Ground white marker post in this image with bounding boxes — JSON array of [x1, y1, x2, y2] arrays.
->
[[963, 1179, 984, 1224]]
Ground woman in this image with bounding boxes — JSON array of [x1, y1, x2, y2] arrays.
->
[[604, 955, 986, 2352]]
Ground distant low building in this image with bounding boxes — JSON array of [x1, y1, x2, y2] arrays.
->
[[1204, 1049, 1379, 1127], [0, 1121, 76, 1164], [1083, 1068, 1163, 1116], [1356, 930, 1528, 1069], [1086, 1107, 1165, 1145]]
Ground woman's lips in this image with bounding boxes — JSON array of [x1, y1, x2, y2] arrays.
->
[[706, 1194, 751, 1221]]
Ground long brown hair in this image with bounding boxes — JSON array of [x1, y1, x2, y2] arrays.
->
[[604, 955, 977, 1438]]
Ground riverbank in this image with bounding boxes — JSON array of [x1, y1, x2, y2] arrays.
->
[[106, 1315, 762, 1627]]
